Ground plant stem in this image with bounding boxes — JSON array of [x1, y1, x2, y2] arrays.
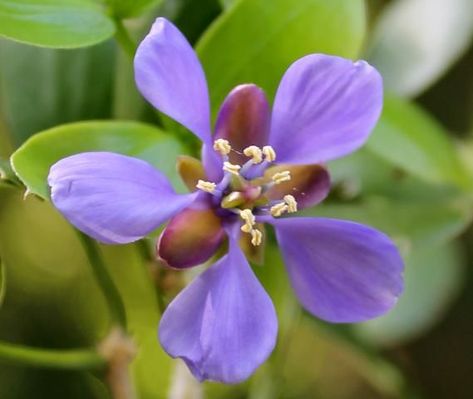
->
[[0, 341, 105, 371], [114, 19, 137, 59], [76, 232, 127, 329]]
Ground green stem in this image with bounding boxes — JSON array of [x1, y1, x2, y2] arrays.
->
[[114, 19, 137, 59], [76, 232, 127, 329], [0, 341, 105, 371]]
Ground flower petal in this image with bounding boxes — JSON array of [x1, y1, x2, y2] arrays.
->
[[48, 152, 197, 244], [159, 235, 278, 383], [176, 155, 206, 192], [214, 84, 271, 165], [134, 18, 211, 142], [272, 217, 403, 323], [157, 201, 225, 269], [264, 164, 330, 209], [269, 54, 383, 164]]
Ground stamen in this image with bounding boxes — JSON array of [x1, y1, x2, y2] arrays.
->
[[284, 195, 298, 213], [262, 146, 276, 162], [196, 180, 216, 193], [223, 161, 241, 175], [270, 202, 288, 217], [272, 170, 291, 184], [251, 229, 263, 246], [240, 209, 255, 233], [243, 145, 263, 164], [213, 139, 231, 155]]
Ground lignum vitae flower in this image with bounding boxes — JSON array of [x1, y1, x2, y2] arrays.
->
[[48, 18, 404, 384]]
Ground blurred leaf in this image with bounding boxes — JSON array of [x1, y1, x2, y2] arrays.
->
[[367, 95, 471, 189], [0, 185, 174, 397], [100, 244, 174, 399], [356, 242, 465, 346], [0, 0, 115, 48], [367, 0, 473, 97], [218, 0, 236, 9], [158, 0, 222, 45], [308, 196, 471, 254], [197, 0, 366, 115], [10, 121, 186, 199], [0, 158, 17, 184], [0, 261, 5, 308], [106, 0, 161, 18], [0, 39, 115, 146]]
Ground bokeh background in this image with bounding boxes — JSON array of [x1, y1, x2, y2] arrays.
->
[[0, 0, 472, 398]]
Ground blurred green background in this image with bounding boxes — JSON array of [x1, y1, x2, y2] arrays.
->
[[0, 0, 472, 398]]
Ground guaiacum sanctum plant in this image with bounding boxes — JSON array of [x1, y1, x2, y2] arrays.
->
[[46, 18, 404, 383]]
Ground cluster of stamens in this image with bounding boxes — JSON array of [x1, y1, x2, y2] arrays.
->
[[196, 139, 298, 246]]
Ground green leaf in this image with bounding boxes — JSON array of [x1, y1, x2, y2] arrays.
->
[[308, 196, 471, 254], [367, 95, 471, 189], [0, 185, 173, 396], [355, 243, 465, 346], [0, 0, 115, 48], [106, 0, 161, 18], [99, 244, 174, 398], [0, 261, 5, 308], [367, 0, 473, 97], [197, 0, 366, 115], [0, 39, 115, 146], [10, 121, 186, 199]]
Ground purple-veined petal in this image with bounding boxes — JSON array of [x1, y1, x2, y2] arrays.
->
[[214, 84, 271, 165], [202, 84, 271, 182], [159, 233, 277, 383], [134, 18, 211, 142], [157, 201, 225, 269], [48, 152, 197, 244], [270, 217, 403, 323], [263, 164, 330, 209], [269, 54, 383, 164]]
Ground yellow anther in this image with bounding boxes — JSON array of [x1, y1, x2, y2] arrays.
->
[[240, 209, 255, 233], [270, 202, 288, 217], [272, 170, 291, 184], [223, 161, 241, 175], [243, 145, 263, 164], [251, 229, 263, 246], [196, 180, 216, 193], [262, 146, 276, 162], [213, 139, 231, 155], [284, 195, 298, 213]]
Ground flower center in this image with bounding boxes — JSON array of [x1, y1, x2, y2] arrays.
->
[[196, 139, 298, 246]]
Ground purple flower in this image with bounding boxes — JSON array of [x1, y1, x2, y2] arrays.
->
[[48, 18, 403, 384]]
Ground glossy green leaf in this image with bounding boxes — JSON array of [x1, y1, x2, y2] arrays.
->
[[309, 196, 471, 255], [106, 0, 161, 18], [367, 95, 471, 189], [0, 0, 115, 48], [10, 121, 186, 199], [197, 0, 366, 114], [367, 0, 473, 97], [356, 243, 465, 346], [0, 39, 115, 146]]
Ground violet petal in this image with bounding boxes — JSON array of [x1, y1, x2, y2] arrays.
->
[[271, 217, 403, 323], [159, 234, 278, 383], [269, 54, 383, 164], [134, 18, 211, 142], [48, 152, 197, 244], [214, 84, 271, 164], [263, 164, 330, 209]]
